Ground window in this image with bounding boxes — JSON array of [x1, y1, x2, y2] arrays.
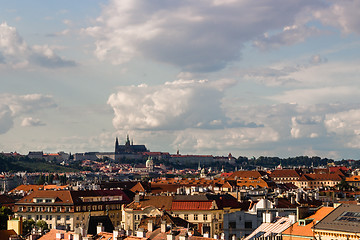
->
[[203, 214, 208, 221], [194, 214, 198, 221], [245, 221, 252, 229], [66, 216, 70, 221], [184, 214, 188, 220], [229, 222, 236, 229], [49, 215, 52, 220], [175, 214, 179, 217], [57, 215, 61, 221], [27, 215, 31, 220], [219, 214, 222, 219]]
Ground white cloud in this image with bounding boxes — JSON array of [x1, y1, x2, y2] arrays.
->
[[314, 0, 360, 34], [0, 22, 76, 68], [85, 0, 324, 72], [270, 86, 360, 105], [253, 25, 322, 50], [0, 93, 57, 116], [21, 117, 46, 127], [0, 94, 56, 134], [107, 79, 229, 130], [0, 104, 13, 134]]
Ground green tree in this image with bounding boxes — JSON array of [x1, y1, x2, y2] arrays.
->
[[36, 220, 48, 232], [22, 219, 35, 236], [0, 206, 13, 230], [37, 174, 45, 185]]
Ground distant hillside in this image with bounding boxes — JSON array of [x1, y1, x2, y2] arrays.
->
[[0, 154, 79, 172]]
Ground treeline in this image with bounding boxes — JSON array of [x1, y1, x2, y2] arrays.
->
[[0, 154, 78, 173], [236, 156, 335, 169]]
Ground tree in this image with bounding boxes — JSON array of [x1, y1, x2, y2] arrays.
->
[[37, 174, 45, 185], [0, 206, 13, 230], [36, 220, 48, 232], [23, 219, 35, 236]]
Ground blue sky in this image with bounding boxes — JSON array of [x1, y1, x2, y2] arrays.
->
[[1, 0, 360, 160]]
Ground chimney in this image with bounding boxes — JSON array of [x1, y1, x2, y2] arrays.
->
[[263, 212, 273, 223], [126, 229, 132, 236], [136, 228, 146, 238], [289, 214, 296, 224], [296, 190, 301, 202], [161, 221, 167, 233], [56, 232, 65, 240], [290, 196, 295, 205], [113, 228, 119, 240], [314, 191, 319, 200], [97, 223, 104, 234], [179, 233, 188, 240], [148, 220, 154, 232], [167, 230, 175, 240], [134, 194, 140, 203], [73, 233, 81, 240]]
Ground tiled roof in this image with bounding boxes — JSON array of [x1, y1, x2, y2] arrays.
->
[[270, 169, 301, 178], [38, 229, 76, 240], [16, 190, 73, 205], [298, 173, 343, 181], [346, 175, 360, 181], [282, 206, 334, 237], [0, 194, 15, 205], [126, 195, 173, 211], [227, 170, 267, 180], [0, 230, 18, 240], [70, 189, 131, 204], [9, 184, 43, 194], [171, 201, 213, 210]]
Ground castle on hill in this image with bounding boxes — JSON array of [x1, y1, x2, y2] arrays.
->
[[74, 135, 150, 161], [115, 135, 149, 154]]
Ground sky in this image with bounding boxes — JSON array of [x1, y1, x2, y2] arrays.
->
[[1, 0, 360, 160]]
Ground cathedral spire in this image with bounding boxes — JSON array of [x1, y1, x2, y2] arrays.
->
[[115, 137, 119, 152]]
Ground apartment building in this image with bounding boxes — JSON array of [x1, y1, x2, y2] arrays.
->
[[14, 189, 131, 231]]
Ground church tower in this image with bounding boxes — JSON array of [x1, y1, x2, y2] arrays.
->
[[115, 137, 119, 153]]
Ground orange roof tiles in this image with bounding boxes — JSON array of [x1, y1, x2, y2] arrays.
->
[[171, 201, 213, 210], [227, 170, 268, 180], [126, 196, 173, 211], [9, 184, 44, 194], [282, 207, 334, 237]]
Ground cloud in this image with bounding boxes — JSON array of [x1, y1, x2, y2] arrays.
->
[[314, 0, 360, 34], [107, 79, 232, 130], [253, 25, 322, 51], [0, 93, 57, 116], [0, 94, 56, 134], [0, 22, 76, 68], [0, 105, 14, 134], [270, 86, 360, 105], [21, 117, 46, 127], [85, 0, 324, 72]]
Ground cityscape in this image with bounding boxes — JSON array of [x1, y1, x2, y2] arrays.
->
[[1, 136, 360, 240], [2, 1, 360, 240]]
